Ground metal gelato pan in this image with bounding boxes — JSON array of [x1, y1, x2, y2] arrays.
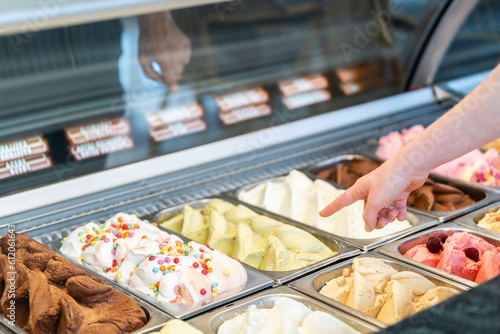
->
[[154, 197, 361, 285], [231, 173, 438, 251], [188, 285, 379, 333], [306, 154, 499, 223], [455, 201, 500, 238], [0, 253, 173, 334], [289, 252, 469, 328], [29, 219, 274, 320], [377, 222, 500, 288]]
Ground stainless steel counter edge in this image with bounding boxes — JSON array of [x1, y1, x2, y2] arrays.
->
[[188, 285, 380, 333], [228, 172, 440, 251], [376, 222, 500, 288], [154, 196, 362, 285], [0, 87, 436, 219], [288, 251, 470, 329], [0, 0, 227, 37]]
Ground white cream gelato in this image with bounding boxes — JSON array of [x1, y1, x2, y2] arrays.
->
[[61, 213, 247, 304], [217, 297, 360, 334]]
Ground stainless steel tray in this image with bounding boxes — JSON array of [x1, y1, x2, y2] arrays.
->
[[306, 154, 500, 223], [455, 201, 500, 237], [289, 252, 469, 328], [154, 197, 361, 285], [377, 222, 500, 288], [230, 173, 439, 251], [188, 285, 379, 333], [0, 256, 173, 334], [30, 221, 274, 320]]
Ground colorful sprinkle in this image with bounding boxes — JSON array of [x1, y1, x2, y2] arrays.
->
[[104, 238, 110, 243], [152, 267, 159, 273], [111, 249, 116, 255], [149, 256, 156, 261], [211, 282, 218, 288], [223, 270, 229, 275], [117, 272, 122, 279], [78, 232, 83, 236], [165, 258, 171, 264], [200, 289, 206, 295], [192, 262, 199, 269], [212, 292, 218, 297], [129, 232, 135, 238], [173, 257, 179, 264], [158, 259, 164, 265], [201, 269, 208, 275], [111, 268, 117, 273], [207, 268, 213, 273], [160, 266, 166, 271], [80, 237, 85, 243], [118, 217, 123, 223]]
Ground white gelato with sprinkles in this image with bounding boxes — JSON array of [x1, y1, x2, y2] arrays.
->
[[61, 213, 248, 304]]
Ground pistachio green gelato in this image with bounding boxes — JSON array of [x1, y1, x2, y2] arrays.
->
[[159, 199, 336, 271]]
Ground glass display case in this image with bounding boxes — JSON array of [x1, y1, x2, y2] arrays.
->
[[0, 0, 445, 199]]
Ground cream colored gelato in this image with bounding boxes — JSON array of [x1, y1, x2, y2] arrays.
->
[[238, 170, 412, 239], [217, 297, 360, 334], [159, 199, 335, 271], [478, 208, 500, 233], [319, 257, 460, 325], [150, 320, 203, 334]]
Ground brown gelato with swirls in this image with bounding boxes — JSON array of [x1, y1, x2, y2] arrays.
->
[[0, 233, 148, 333]]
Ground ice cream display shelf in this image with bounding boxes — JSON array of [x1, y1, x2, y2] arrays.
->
[[153, 197, 361, 285], [289, 252, 469, 329], [377, 222, 500, 288], [231, 174, 438, 251], [31, 220, 274, 320], [455, 201, 500, 238], [188, 285, 379, 333], [306, 153, 500, 222]]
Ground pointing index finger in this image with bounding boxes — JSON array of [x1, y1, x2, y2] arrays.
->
[[319, 186, 363, 217]]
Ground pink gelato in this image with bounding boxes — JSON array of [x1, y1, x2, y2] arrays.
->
[[404, 232, 500, 283], [375, 125, 500, 186]]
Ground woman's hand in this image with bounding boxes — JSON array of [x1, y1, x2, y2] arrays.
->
[[319, 158, 428, 232]]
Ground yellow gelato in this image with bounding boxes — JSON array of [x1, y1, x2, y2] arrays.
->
[[159, 199, 335, 271], [319, 258, 460, 325]]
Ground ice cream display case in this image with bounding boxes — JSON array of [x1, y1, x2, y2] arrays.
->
[[1, 0, 500, 332]]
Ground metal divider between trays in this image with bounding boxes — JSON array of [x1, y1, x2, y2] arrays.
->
[[376, 222, 500, 288], [188, 285, 380, 334], [225, 170, 440, 251], [288, 251, 470, 329], [151, 195, 362, 286]]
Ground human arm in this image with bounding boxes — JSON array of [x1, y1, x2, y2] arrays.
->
[[138, 11, 191, 92], [320, 65, 500, 231]]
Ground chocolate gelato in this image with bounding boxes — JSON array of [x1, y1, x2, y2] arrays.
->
[[0, 233, 148, 333], [315, 157, 476, 211]]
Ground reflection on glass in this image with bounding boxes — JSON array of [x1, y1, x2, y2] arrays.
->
[[0, 0, 443, 196]]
